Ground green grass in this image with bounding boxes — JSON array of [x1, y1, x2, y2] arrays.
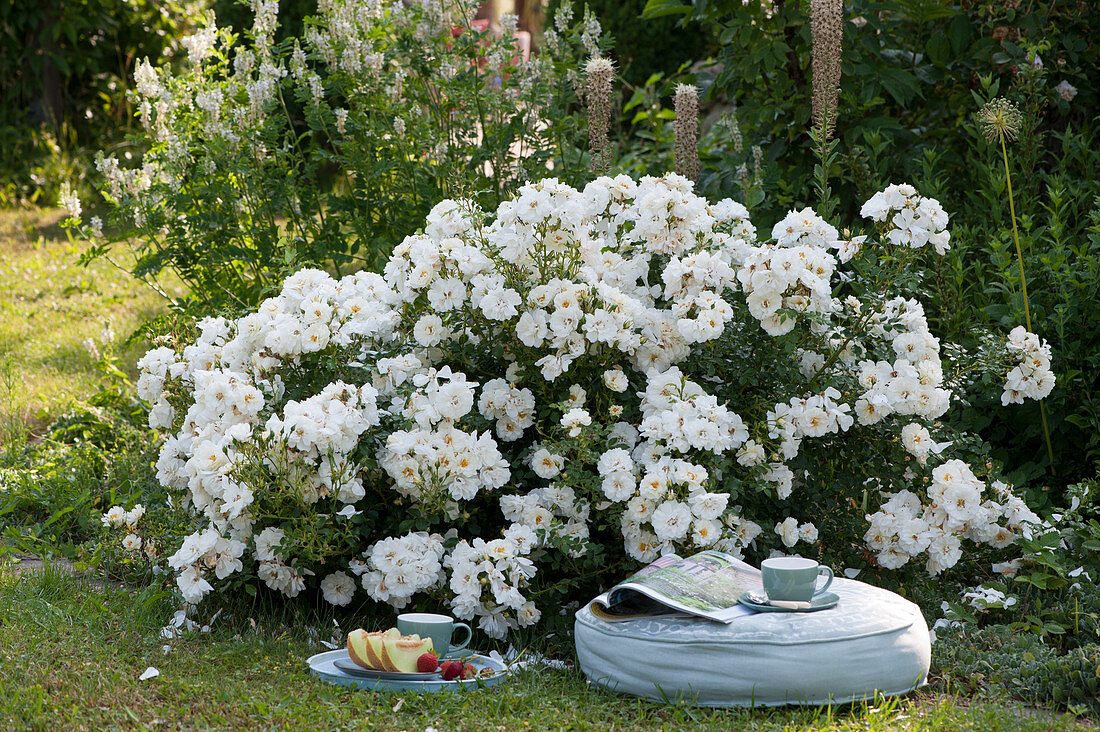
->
[[0, 208, 178, 436], [0, 566, 1091, 731]]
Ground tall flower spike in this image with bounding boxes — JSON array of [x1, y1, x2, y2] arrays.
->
[[674, 83, 700, 183], [727, 111, 743, 155], [975, 95, 1054, 467], [585, 56, 614, 175], [810, 0, 843, 135]]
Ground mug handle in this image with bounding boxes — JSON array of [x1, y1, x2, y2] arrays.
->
[[814, 566, 834, 596], [450, 622, 473, 652]]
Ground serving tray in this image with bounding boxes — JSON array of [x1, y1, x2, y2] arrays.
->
[[308, 650, 510, 692]]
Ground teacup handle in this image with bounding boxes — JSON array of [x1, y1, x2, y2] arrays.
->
[[814, 566, 834, 596], [450, 622, 472, 652]]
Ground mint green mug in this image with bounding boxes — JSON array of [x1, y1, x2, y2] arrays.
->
[[396, 612, 472, 658], [761, 556, 834, 603]]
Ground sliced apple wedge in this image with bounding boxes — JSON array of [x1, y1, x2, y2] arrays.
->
[[380, 634, 435, 673]]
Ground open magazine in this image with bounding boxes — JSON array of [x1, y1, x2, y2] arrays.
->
[[589, 550, 764, 623]]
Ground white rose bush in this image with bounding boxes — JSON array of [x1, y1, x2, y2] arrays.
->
[[111, 173, 1053, 638]]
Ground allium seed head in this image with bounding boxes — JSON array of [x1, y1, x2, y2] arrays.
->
[[977, 98, 1023, 143]]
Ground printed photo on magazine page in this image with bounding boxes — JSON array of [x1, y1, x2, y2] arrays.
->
[[589, 550, 763, 623]]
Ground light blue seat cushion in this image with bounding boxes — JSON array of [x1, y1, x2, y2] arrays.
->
[[574, 577, 930, 707]]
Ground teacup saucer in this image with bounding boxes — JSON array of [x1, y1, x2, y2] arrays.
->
[[738, 591, 839, 613]]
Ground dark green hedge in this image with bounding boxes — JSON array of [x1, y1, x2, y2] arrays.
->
[[547, 0, 712, 87], [0, 0, 199, 203]]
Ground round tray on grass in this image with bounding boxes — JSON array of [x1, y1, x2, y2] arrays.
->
[[308, 650, 510, 693]]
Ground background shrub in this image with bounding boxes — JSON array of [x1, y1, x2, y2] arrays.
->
[[934, 624, 1100, 714], [0, 388, 164, 563], [0, 0, 202, 205], [646, 0, 1098, 220], [84, 1, 598, 311], [546, 0, 711, 87], [636, 0, 1100, 494]]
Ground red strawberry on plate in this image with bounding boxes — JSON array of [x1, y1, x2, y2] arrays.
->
[[439, 660, 464, 681], [417, 652, 439, 673]]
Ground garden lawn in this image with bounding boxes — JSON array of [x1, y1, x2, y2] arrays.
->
[[0, 208, 178, 436], [0, 566, 1091, 731]]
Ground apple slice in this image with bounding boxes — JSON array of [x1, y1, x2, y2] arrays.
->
[[380, 634, 435, 673]]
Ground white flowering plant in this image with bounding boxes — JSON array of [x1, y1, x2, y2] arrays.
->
[[80, 0, 601, 309], [929, 480, 1099, 650], [115, 173, 1054, 637]]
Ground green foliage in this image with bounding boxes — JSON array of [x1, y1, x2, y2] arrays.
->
[[934, 624, 1100, 715], [1000, 124, 1100, 489], [1009, 481, 1100, 642], [946, 178, 1100, 494], [548, 0, 711, 87], [0, 0, 202, 205], [0, 373, 165, 563], [82, 2, 598, 312], [809, 121, 840, 222], [659, 0, 1099, 223]]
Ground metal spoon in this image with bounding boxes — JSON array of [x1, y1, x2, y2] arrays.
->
[[745, 591, 811, 610]]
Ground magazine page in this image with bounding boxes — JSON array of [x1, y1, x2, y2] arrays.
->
[[588, 589, 690, 622], [594, 550, 762, 623]]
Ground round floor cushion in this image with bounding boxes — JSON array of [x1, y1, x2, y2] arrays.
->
[[574, 577, 931, 707]]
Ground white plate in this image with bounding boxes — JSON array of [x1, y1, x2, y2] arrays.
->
[[332, 658, 440, 680]]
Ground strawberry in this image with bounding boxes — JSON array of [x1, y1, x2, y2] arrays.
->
[[416, 652, 439, 673], [439, 660, 464, 681], [461, 665, 477, 680]]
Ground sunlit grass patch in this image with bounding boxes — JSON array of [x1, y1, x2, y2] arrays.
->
[[0, 208, 180, 435]]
